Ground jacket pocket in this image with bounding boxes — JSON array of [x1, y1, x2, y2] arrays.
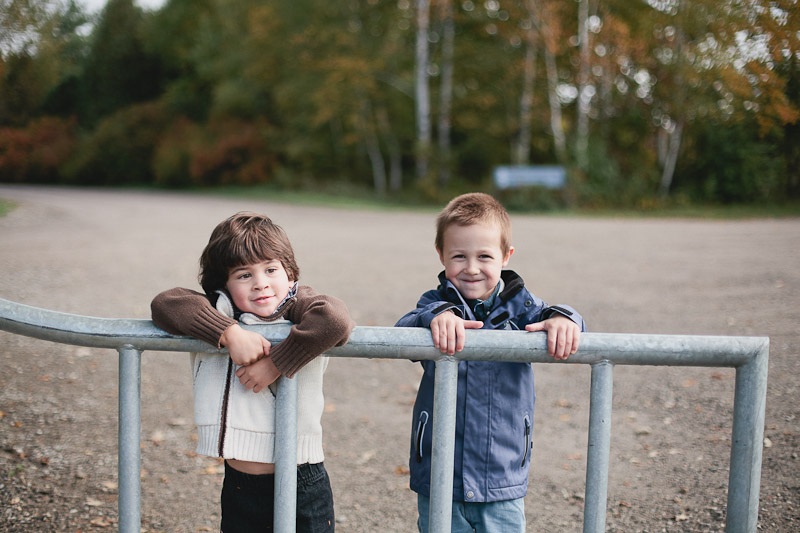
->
[[192, 359, 203, 384], [414, 411, 429, 463], [521, 415, 531, 467], [191, 356, 228, 427]]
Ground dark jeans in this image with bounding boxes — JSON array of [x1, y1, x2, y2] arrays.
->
[[221, 461, 334, 532]]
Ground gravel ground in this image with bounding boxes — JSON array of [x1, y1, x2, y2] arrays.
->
[[0, 185, 798, 532]]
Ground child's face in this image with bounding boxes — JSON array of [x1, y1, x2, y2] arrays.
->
[[225, 259, 293, 317], [437, 221, 513, 301]]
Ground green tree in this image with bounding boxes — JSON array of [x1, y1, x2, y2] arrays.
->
[[140, 0, 215, 120], [0, 0, 89, 125], [677, 118, 782, 203], [777, 55, 800, 197], [629, 0, 800, 197], [1, 0, 51, 56], [40, 0, 91, 117], [81, 0, 164, 124]]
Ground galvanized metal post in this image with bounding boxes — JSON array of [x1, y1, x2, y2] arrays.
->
[[0, 299, 772, 532], [429, 357, 458, 533], [274, 375, 298, 533], [725, 340, 769, 533], [583, 360, 614, 533], [118, 345, 141, 533]]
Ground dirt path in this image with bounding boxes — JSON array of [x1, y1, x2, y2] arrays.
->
[[0, 185, 797, 532]]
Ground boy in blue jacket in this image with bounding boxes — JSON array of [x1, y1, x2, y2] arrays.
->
[[395, 192, 586, 532]]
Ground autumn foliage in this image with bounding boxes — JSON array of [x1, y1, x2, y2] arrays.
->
[[0, 0, 798, 206], [0, 117, 77, 183]]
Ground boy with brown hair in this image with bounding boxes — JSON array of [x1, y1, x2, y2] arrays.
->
[[151, 212, 354, 532], [395, 193, 586, 532]]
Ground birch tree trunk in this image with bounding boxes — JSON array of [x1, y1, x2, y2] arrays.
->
[[514, 31, 537, 165], [359, 98, 387, 196], [659, 0, 687, 197], [376, 105, 403, 193], [657, 127, 668, 168], [659, 119, 683, 197], [576, 0, 590, 167], [543, 39, 567, 163], [528, 0, 567, 164], [437, 0, 454, 186], [415, 0, 431, 182]]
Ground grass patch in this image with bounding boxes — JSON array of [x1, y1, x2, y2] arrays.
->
[[571, 202, 800, 220], [7, 184, 797, 220], [193, 184, 441, 213], [0, 198, 17, 217], [193, 185, 800, 219]]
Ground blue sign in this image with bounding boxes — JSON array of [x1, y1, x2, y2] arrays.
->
[[493, 165, 566, 190]]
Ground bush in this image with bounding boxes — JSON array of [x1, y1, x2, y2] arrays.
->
[[63, 102, 170, 185], [152, 118, 201, 187], [676, 121, 783, 203], [153, 116, 276, 187], [573, 136, 659, 208], [0, 116, 77, 183], [496, 186, 565, 212]]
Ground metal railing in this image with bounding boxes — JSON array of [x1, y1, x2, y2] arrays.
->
[[0, 298, 768, 533]]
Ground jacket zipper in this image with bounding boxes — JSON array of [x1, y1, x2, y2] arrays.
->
[[521, 416, 531, 467], [415, 411, 429, 463], [217, 358, 234, 457]]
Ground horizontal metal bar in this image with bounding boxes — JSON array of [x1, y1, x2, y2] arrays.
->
[[0, 298, 768, 368], [0, 297, 769, 533]]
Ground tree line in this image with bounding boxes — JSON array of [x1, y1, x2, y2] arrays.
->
[[1, 0, 798, 207]]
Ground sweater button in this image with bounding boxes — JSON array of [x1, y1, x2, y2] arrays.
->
[[466, 491, 474, 500]]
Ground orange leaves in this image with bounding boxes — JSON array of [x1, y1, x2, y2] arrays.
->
[[0, 117, 77, 183], [154, 116, 276, 187]]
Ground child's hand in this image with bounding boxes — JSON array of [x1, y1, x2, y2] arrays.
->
[[236, 357, 280, 393], [430, 311, 483, 356], [525, 316, 580, 360], [219, 324, 271, 366]]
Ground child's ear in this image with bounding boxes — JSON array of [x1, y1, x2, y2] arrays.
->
[[436, 247, 445, 265], [502, 246, 515, 267]]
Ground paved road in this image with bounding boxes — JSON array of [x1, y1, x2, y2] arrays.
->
[[0, 185, 797, 531]]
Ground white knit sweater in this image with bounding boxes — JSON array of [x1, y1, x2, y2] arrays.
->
[[190, 291, 327, 464]]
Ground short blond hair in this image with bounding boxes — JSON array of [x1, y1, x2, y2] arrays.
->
[[435, 193, 512, 255]]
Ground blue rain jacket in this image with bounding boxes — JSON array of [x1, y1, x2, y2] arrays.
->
[[395, 270, 586, 502]]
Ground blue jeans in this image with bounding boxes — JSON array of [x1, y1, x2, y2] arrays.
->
[[416, 493, 525, 533], [221, 461, 334, 532]]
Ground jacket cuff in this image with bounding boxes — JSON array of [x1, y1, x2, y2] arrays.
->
[[269, 339, 315, 378], [188, 306, 237, 348], [432, 303, 460, 316], [421, 303, 462, 328], [542, 305, 574, 320]]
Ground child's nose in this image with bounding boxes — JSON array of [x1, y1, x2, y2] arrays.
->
[[253, 274, 269, 289]]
